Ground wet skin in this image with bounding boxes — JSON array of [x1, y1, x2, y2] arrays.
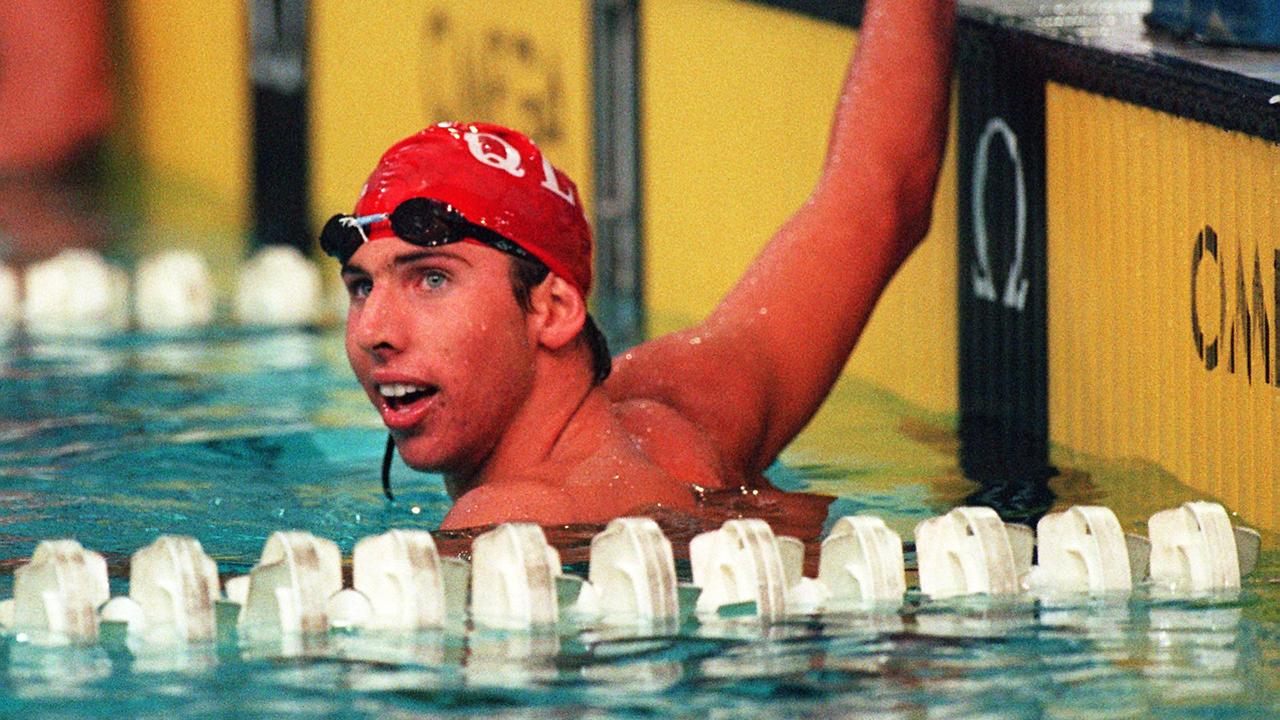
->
[[344, 0, 955, 530], [343, 239, 726, 529]]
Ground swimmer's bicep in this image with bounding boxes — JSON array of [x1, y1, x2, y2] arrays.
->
[[439, 482, 577, 531]]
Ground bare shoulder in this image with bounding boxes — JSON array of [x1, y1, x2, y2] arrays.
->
[[608, 396, 733, 490], [557, 434, 702, 510], [440, 480, 578, 530], [603, 329, 773, 476], [441, 412, 709, 529]]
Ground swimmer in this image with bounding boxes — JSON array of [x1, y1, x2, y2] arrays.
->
[[323, 0, 954, 530]]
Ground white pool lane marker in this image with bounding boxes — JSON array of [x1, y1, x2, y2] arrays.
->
[[236, 531, 342, 637], [1029, 506, 1133, 594], [23, 249, 130, 336], [818, 515, 907, 608], [134, 250, 216, 331], [6, 539, 109, 644], [578, 517, 679, 622], [0, 501, 1263, 646], [233, 245, 322, 328], [0, 247, 330, 341]]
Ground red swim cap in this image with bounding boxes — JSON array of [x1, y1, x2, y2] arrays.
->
[[353, 122, 593, 298]]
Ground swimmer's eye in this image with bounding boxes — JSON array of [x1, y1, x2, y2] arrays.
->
[[420, 269, 449, 291], [346, 277, 372, 300]]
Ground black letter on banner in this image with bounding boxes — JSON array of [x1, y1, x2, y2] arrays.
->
[[1227, 245, 1271, 383], [1229, 246, 1250, 378], [1251, 248, 1270, 384], [1191, 226, 1221, 371]]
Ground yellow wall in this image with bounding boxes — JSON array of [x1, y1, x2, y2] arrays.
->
[[1047, 83, 1280, 532], [120, 1, 594, 252], [118, 3, 250, 243], [640, 0, 957, 412], [310, 0, 594, 225]]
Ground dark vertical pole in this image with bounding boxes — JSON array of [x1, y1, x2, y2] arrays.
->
[[591, 0, 646, 350], [248, 0, 311, 251], [957, 25, 1053, 522]]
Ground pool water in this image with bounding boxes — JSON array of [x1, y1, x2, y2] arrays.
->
[[1, 327, 1278, 719]]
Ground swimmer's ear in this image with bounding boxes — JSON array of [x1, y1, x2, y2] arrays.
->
[[528, 274, 586, 351]]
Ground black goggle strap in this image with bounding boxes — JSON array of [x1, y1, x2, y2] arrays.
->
[[381, 433, 396, 501]]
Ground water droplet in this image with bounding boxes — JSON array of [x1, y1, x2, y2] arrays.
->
[[689, 336, 702, 345], [276, 508, 285, 518], [411, 506, 422, 515], [758, 307, 768, 315]]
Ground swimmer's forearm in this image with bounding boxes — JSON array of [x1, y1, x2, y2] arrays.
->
[[705, 0, 955, 468], [818, 0, 955, 249]]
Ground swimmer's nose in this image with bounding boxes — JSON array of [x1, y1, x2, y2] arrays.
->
[[350, 284, 407, 358]]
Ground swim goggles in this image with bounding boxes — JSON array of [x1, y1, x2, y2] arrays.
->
[[319, 196, 532, 265]]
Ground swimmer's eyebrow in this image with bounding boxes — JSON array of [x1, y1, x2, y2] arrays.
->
[[341, 248, 473, 278], [392, 248, 473, 268], [340, 263, 368, 280]]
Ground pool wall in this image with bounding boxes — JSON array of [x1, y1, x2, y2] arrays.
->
[[955, 0, 1280, 534]]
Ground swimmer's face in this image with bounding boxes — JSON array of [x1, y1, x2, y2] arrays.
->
[[341, 236, 538, 476]]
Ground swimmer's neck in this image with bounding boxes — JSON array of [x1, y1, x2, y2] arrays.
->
[[442, 362, 609, 499]]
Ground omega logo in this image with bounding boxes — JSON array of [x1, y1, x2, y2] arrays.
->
[[970, 117, 1030, 312], [419, 10, 567, 148]]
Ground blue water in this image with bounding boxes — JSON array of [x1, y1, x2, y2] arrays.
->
[[1, 328, 1278, 718]]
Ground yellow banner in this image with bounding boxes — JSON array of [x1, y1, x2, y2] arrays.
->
[[310, 0, 593, 225], [1047, 83, 1279, 532], [118, 2, 250, 241]]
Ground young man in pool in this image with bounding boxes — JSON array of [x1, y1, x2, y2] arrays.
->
[[323, 0, 954, 530]]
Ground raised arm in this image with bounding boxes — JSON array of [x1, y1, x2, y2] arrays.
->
[[608, 0, 955, 474]]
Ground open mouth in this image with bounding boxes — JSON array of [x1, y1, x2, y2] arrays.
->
[[378, 383, 440, 411]]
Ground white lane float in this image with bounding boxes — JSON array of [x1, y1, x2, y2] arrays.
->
[[23, 248, 130, 336], [817, 515, 906, 606], [9, 539, 110, 644], [689, 519, 793, 619], [915, 506, 1023, 599], [134, 250, 216, 331], [1146, 501, 1257, 593], [124, 535, 221, 641], [576, 517, 679, 623], [234, 244, 322, 327], [352, 529, 446, 630], [237, 531, 342, 635], [1029, 505, 1133, 594], [325, 588, 374, 630], [469, 523, 561, 629]]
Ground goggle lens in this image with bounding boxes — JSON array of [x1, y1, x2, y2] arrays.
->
[[319, 197, 530, 264]]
